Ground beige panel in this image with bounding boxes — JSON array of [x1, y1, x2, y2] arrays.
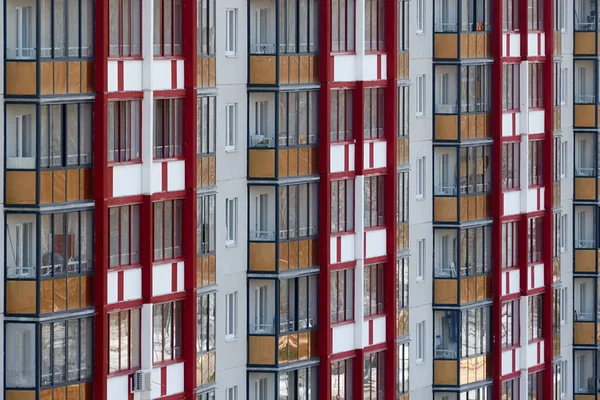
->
[[68, 61, 82, 94], [250, 56, 276, 85], [574, 322, 596, 345], [6, 280, 36, 314], [434, 34, 458, 59], [249, 242, 276, 271], [575, 177, 597, 200], [575, 32, 597, 55], [435, 115, 458, 140], [279, 56, 289, 84], [575, 249, 597, 273], [434, 360, 458, 385], [6, 61, 37, 95], [6, 391, 36, 400], [249, 336, 276, 365], [249, 149, 275, 178], [5, 171, 36, 205], [434, 279, 458, 304], [434, 197, 458, 222], [67, 168, 81, 202], [575, 104, 596, 128], [54, 61, 67, 94], [54, 170, 67, 203], [40, 62, 54, 95]]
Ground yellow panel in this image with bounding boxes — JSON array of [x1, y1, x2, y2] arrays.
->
[[575, 249, 597, 273], [435, 115, 458, 140], [434, 279, 457, 304], [40, 62, 54, 95], [6, 391, 36, 400], [5, 171, 36, 205], [575, 177, 597, 200], [575, 32, 597, 55], [434, 359, 458, 385], [434, 197, 458, 222], [434, 34, 458, 59], [249, 242, 276, 271], [249, 149, 275, 178], [575, 104, 597, 128], [249, 335, 276, 365], [6, 280, 36, 314], [6, 61, 37, 95], [54, 61, 68, 95], [574, 322, 596, 345], [250, 56, 276, 85]]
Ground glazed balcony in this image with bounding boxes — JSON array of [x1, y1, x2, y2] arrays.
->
[[434, 65, 492, 141], [433, 227, 492, 306], [574, 206, 600, 274], [248, 277, 318, 368], [574, 278, 600, 346], [575, 133, 600, 201], [574, 350, 600, 396], [574, 61, 600, 128], [248, 92, 319, 179], [248, 0, 319, 86], [433, 308, 492, 386], [433, 0, 492, 60], [248, 367, 318, 400], [433, 145, 492, 224], [575, 0, 600, 55]]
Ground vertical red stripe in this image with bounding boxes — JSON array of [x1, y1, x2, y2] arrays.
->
[[161, 366, 168, 396], [368, 319, 374, 345], [377, 55, 382, 80], [172, 262, 178, 292], [512, 112, 517, 136], [505, 271, 509, 295], [107, 166, 114, 198], [118, 60, 124, 92], [506, 33, 510, 57], [118, 271, 124, 302], [162, 161, 169, 192], [369, 142, 375, 169], [336, 236, 342, 263], [171, 60, 178, 89], [344, 144, 350, 172]]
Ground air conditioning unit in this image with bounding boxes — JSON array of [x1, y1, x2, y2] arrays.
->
[[132, 370, 151, 392]]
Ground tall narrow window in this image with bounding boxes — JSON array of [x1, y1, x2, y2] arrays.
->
[[502, 141, 520, 189], [15, 6, 33, 59], [416, 75, 425, 116], [416, 0, 425, 33], [416, 157, 426, 198], [330, 89, 354, 142], [225, 292, 238, 339], [528, 295, 543, 341], [197, 293, 216, 385], [108, 100, 142, 162], [331, 268, 354, 323], [528, 140, 543, 186], [108, 309, 141, 373], [364, 88, 385, 139], [154, 98, 184, 159], [109, 204, 141, 268], [198, 0, 216, 56], [364, 175, 385, 227], [528, 63, 544, 108], [225, 9, 238, 56], [153, 200, 184, 261], [331, 0, 356, 52], [225, 198, 238, 245], [416, 321, 425, 362], [502, 63, 520, 110], [331, 179, 355, 233], [364, 0, 385, 51], [153, 0, 183, 56], [417, 239, 426, 280], [8, 113, 35, 169], [225, 103, 238, 150], [364, 264, 385, 316]]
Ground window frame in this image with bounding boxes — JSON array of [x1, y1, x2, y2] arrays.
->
[[39, 0, 95, 59], [364, 0, 385, 52], [108, 308, 141, 375], [502, 141, 520, 189], [153, 98, 184, 160], [331, 358, 354, 398], [109, 204, 141, 268], [416, 75, 425, 116], [416, 157, 426, 198], [528, 63, 544, 108], [153, 0, 183, 57], [331, 0, 356, 53], [331, 178, 355, 234], [225, 8, 238, 56], [153, 199, 184, 262], [225, 292, 238, 340], [197, 194, 216, 257], [330, 89, 354, 142], [528, 140, 544, 187], [528, 294, 543, 342], [502, 0, 519, 31], [330, 268, 355, 324], [363, 87, 385, 139], [197, 292, 216, 386], [152, 300, 183, 365], [108, 99, 142, 163], [416, 0, 425, 33], [364, 175, 385, 228], [416, 321, 425, 363], [527, 0, 543, 31], [363, 351, 386, 399], [364, 263, 385, 317], [417, 239, 426, 281], [225, 197, 238, 245], [198, 96, 217, 156], [501, 299, 520, 348], [197, 0, 216, 56], [109, 0, 142, 58], [527, 216, 543, 264], [278, 183, 319, 240], [502, 63, 520, 111], [225, 103, 238, 151]]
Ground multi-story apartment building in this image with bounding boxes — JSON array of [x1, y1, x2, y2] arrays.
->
[[0, 0, 581, 399]]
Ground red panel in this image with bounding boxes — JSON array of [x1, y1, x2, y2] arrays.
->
[[118, 270, 124, 302], [171, 262, 178, 292], [161, 366, 168, 396], [141, 196, 154, 301], [118, 60, 124, 92], [171, 59, 178, 89], [162, 161, 169, 192]]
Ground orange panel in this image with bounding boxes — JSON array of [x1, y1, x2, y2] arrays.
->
[[68, 61, 82, 94], [55, 62, 69, 94], [6, 391, 36, 400], [54, 170, 67, 203], [249, 56, 276, 85], [82, 61, 94, 93], [249, 150, 275, 178], [68, 277, 81, 310], [5, 171, 36, 205], [54, 278, 67, 311], [6, 62, 37, 95], [6, 280, 37, 314], [289, 56, 299, 84], [67, 384, 80, 400], [279, 242, 289, 271], [67, 169, 81, 202], [289, 240, 299, 269], [81, 275, 94, 308]]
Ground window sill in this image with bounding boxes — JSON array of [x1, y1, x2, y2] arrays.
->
[[416, 196, 426, 201], [225, 53, 238, 58], [415, 114, 426, 118], [225, 148, 238, 153], [416, 278, 425, 283], [416, 359, 425, 365], [225, 335, 239, 343], [331, 320, 355, 328], [152, 358, 185, 368], [225, 242, 238, 248]]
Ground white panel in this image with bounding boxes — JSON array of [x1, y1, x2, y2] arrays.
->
[[539, 34, 546, 56], [528, 33, 539, 56], [341, 234, 355, 263], [502, 271, 507, 295], [502, 350, 513, 375], [152, 263, 173, 297], [112, 164, 143, 197], [514, 348, 520, 372], [348, 144, 355, 171], [107, 375, 129, 400], [176, 60, 185, 89], [362, 321, 370, 347], [503, 191, 521, 216], [380, 54, 387, 80], [363, 54, 379, 81], [177, 261, 185, 292], [538, 187, 545, 210], [166, 362, 185, 395], [509, 269, 520, 295], [510, 34, 520, 57], [372, 316, 386, 345], [527, 342, 538, 368], [107, 61, 118, 92], [152, 60, 172, 91], [167, 160, 185, 191], [527, 188, 538, 213], [502, 34, 507, 58], [515, 112, 520, 134], [151, 162, 163, 193], [528, 110, 545, 134], [123, 268, 142, 301], [330, 237, 338, 264], [365, 229, 386, 259], [151, 367, 162, 399], [333, 55, 357, 82], [107, 271, 118, 304], [363, 143, 370, 168], [123, 60, 143, 91], [372, 141, 387, 169], [332, 323, 355, 353], [533, 263, 544, 288], [502, 113, 514, 137], [330, 144, 345, 173]]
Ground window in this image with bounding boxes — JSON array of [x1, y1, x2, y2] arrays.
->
[[331, 268, 354, 323], [7, 111, 35, 169], [39, 211, 94, 277], [331, 359, 353, 398], [416, 321, 425, 362], [254, 378, 268, 399], [225, 9, 238, 56], [457, 226, 492, 277], [279, 275, 318, 332], [560, 141, 567, 178], [279, 183, 319, 239], [461, 307, 491, 357], [364, 88, 385, 139], [109, 205, 141, 268], [528, 370, 543, 400], [108, 309, 140, 373], [39, 0, 94, 59], [225, 198, 238, 245], [198, 0, 216, 56], [108, 100, 141, 162], [153, 0, 183, 56], [417, 239, 426, 280], [153, 199, 183, 261], [153, 301, 183, 364], [397, 171, 409, 226], [397, 258, 409, 313], [331, 0, 356, 52], [501, 300, 519, 348], [365, 0, 385, 51], [416, 75, 425, 116], [502, 64, 520, 110], [226, 387, 238, 400], [226, 292, 238, 339], [556, 360, 567, 398], [7, 219, 35, 278], [559, 287, 567, 325], [560, 214, 567, 251], [330, 89, 354, 142], [197, 292, 216, 386], [398, 0, 410, 51], [364, 351, 385, 399], [197, 194, 216, 256], [5, 323, 35, 387], [416, 0, 425, 33], [225, 103, 238, 150], [502, 378, 520, 400], [40, 103, 93, 168], [11, 6, 34, 59], [529, 140, 543, 186], [252, 285, 269, 334], [502, 141, 520, 189], [397, 342, 409, 395], [459, 146, 492, 194], [154, 98, 184, 159], [555, 65, 567, 106], [279, 0, 319, 54], [502, 0, 519, 31], [528, 0, 543, 30], [398, 86, 410, 137], [278, 91, 319, 147], [555, 0, 566, 32], [460, 65, 491, 112], [528, 217, 543, 263], [416, 157, 426, 198], [528, 295, 543, 341], [528, 63, 544, 108], [331, 179, 355, 233], [279, 367, 318, 398], [364, 175, 385, 227], [198, 96, 217, 155], [364, 263, 384, 317], [109, 0, 141, 57]]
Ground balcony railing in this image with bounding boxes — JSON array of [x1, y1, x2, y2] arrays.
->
[[435, 185, 457, 196], [576, 94, 596, 104], [436, 104, 459, 114], [435, 263, 457, 278], [252, 43, 276, 54], [576, 167, 596, 177], [575, 311, 595, 322], [250, 135, 275, 148], [435, 348, 458, 359], [250, 323, 276, 335], [435, 22, 458, 32], [250, 230, 276, 241], [576, 239, 595, 249], [576, 19, 600, 31]]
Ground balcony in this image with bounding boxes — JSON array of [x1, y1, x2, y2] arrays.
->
[[248, 92, 319, 179], [575, 133, 600, 201], [433, 146, 492, 224], [574, 61, 600, 128], [574, 206, 600, 274], [575, 0, 600, 55], [433, 0, 492, 59], [574, 278, 600, 346], [434, 65, 492, 141], [574, 351, 600, 395]]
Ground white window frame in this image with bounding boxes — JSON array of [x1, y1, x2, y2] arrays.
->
[[254, 378, 267, 400], [226, 386, 238, 400], [559, 68, 567, 105], [9, 114, 35, 170], [416, 0, 425, 33], [560, 140, 567, 179], [559, 360, 567, 398], [11, 222, 35, 278], [225, 9, 238, 56], [15, 6, 33, 59], [225, 103, 238, 151], [416, 157, 426, 199], [416, 75, 425, 116], [254, 285, 268, 333], [416, 321, 426, 363], [560, 213, 567, 251], [226, 292, 238, 340], [417, 239, 426, 281], [560, 287, 567, 325], [225, 198, 238, 245]]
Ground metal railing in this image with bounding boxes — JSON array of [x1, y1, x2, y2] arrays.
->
[[250, 230, 275, 241]]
